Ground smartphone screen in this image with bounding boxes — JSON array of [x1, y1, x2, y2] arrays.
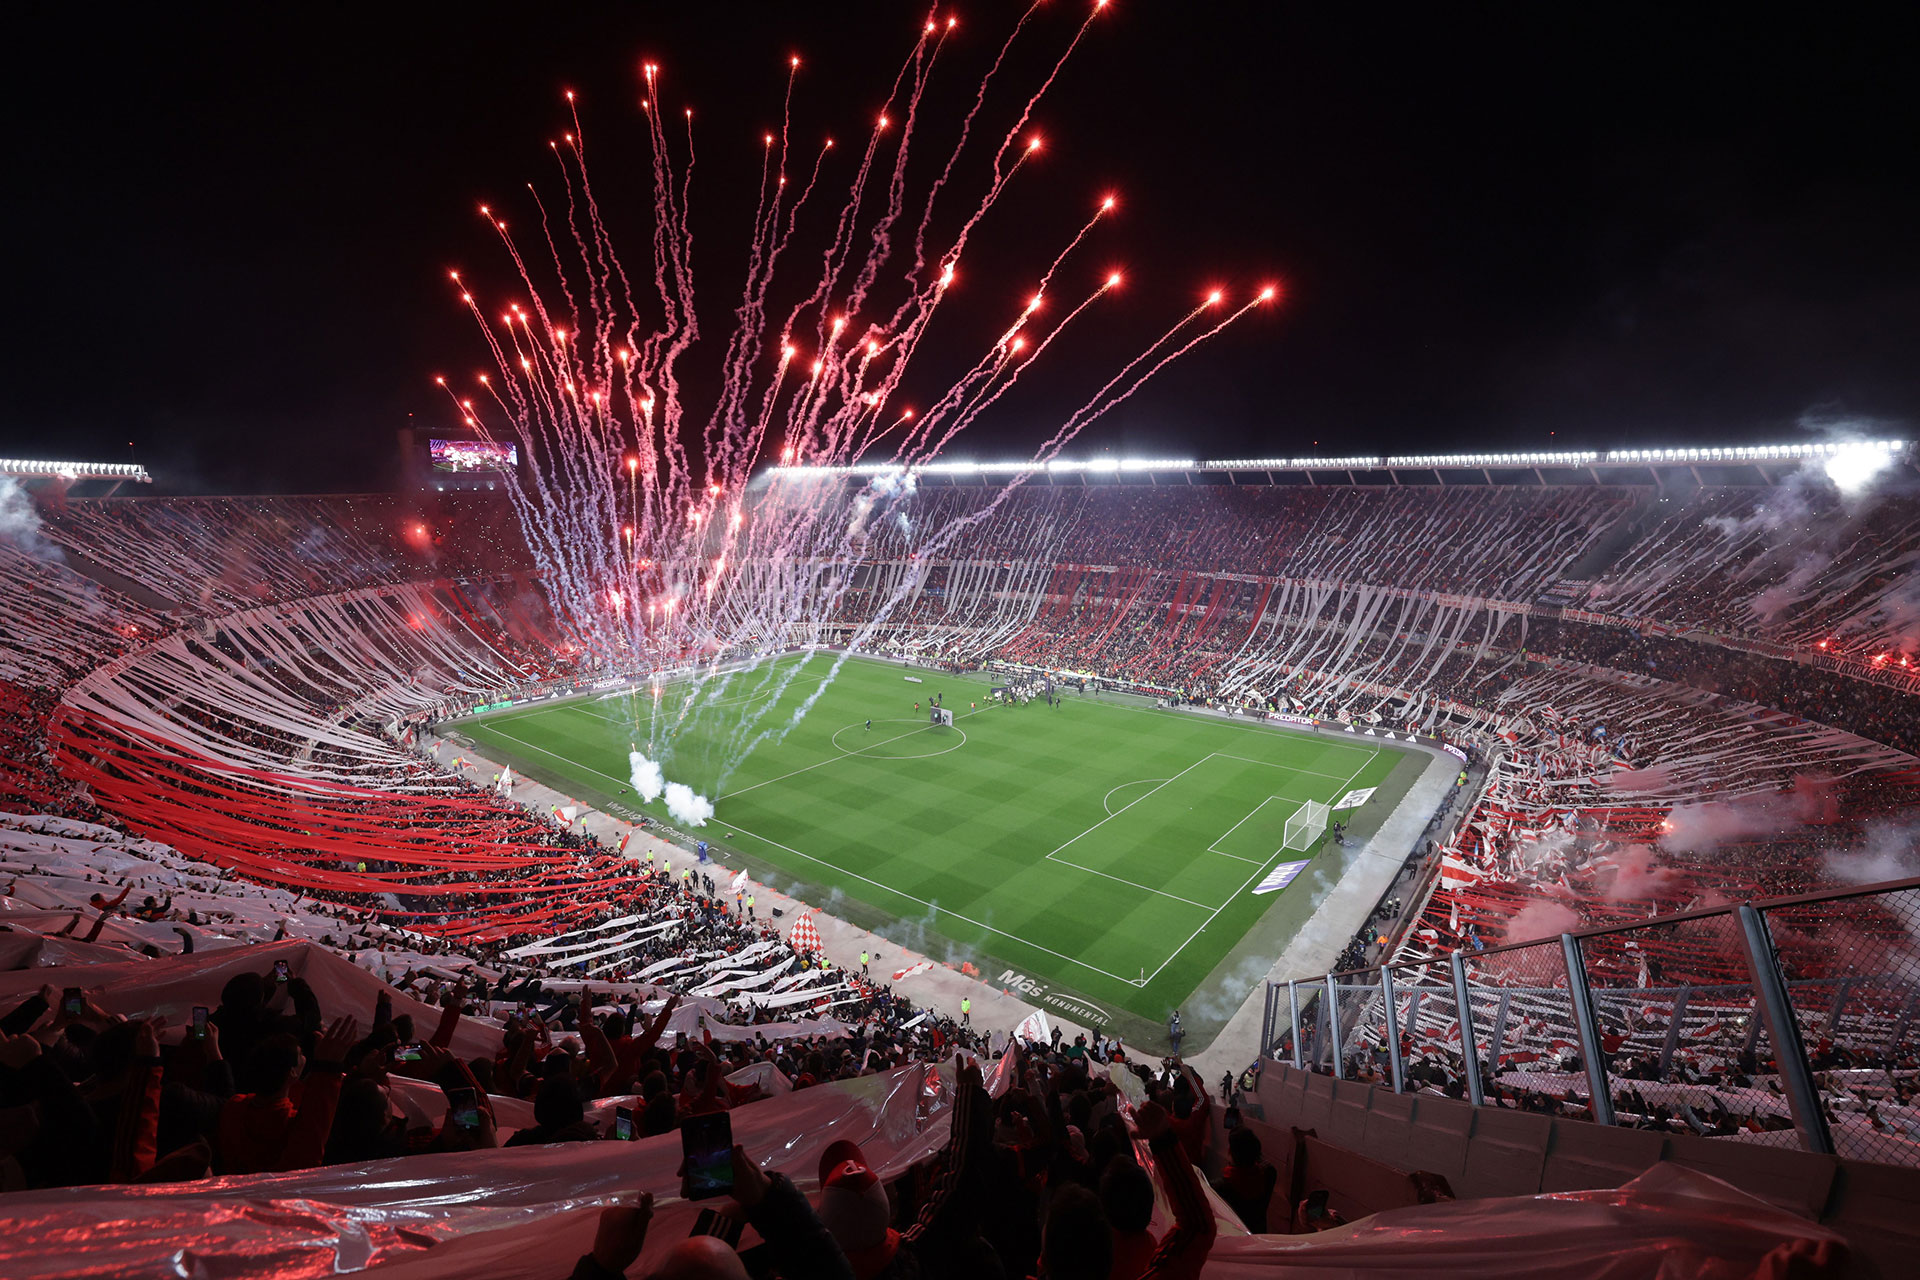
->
[[392, 1042, 425, 1063], [454, 1105, 482, 1132], [192, 1006, 209, 1039], [273, 960, 290, 983], [62, 987, 83, 1017], [614, 1106, 636, 1141], [680, 1111, 734, 1199]]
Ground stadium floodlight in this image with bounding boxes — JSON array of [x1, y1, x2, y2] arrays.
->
[[1825, 444, 1897, 493], [1283, 799, 1330, 851], [0, 459, 153, 483], [1207, 456, 1384, 469], [1599, 440, 1907, 467], [1383, 451, 1600, 467]]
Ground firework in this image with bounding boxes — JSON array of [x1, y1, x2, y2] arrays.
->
[[437, 3, 1273, 817]]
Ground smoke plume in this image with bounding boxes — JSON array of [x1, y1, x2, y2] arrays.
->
[[665, 781, 715, 828], [628, 749, 665, 803]]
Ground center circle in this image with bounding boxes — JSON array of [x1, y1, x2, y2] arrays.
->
[[831, 718, 969, 760]]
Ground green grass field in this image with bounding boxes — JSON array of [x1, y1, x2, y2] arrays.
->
[[453, 654, 1424, 1048]]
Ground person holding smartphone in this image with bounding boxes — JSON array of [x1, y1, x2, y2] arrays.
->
[[574, 1137, 857, 1280]]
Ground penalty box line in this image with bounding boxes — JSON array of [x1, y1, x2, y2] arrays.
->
[[1042, 756, 1231, 912], [1206, 794, 1294, 864], [715, 816, 1149, 990], [1044, 754, 1343, 907], [1139, 745, 1382, 989]]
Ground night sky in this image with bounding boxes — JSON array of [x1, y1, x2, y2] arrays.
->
[[3, 3, 1915, 494]]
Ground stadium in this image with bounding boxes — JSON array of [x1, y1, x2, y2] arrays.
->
[[4, 5, 1920, 1279]]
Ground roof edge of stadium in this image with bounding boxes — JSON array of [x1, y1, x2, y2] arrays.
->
[[0, 459, 153, 482], [769, 440, 1909, 478]]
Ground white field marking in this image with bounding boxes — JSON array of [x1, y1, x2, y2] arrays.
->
[[480, 660, 827, 728], [1103, 779, 1169, 816], [715, 817, 1156, 988], [829, 721, 968, 760], [651, 668, 833, 715], [1044, 754, 1277, 909], [1041, 755, 1217, 864], [472, 722, 635, 792], [1204, 795, 1289, 864], [472, 711, 1203, 986], [721, 711, 981, 801], [1139, 746, 1381, 987], [478, 656, 1402, 988], [1101, 697, 1382, 761], [1038, 857, 1222, 911], [1208, 750, 1367, 781]]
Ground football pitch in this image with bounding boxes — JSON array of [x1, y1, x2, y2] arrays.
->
[[453, 654, 1425, 1048]]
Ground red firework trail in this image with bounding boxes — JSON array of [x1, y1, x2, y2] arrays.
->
[[433, 2, 1278, 774]]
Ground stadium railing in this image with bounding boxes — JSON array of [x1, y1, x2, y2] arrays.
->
[[1260, 873, 1920, 1169]]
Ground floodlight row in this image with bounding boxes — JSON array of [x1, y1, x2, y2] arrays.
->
[[772, 440, 1909, 479], [0, 459, 153, 481]]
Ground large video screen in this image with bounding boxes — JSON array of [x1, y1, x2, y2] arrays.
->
[[430, 439, 518, 473]]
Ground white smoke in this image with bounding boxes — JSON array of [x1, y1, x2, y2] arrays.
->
[[1822, 817, 1920, 886], [628, 749, 664, 803], [664, 781, 715, 828], [1658, 778, 1832, 853], [0, 477, 62, 562], [846, 469, 918, 539]]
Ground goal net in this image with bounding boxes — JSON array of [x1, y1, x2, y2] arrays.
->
[[1283, 800, 1330, 851]]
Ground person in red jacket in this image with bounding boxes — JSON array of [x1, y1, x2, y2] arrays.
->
[[215, 1015, 357, 1175]]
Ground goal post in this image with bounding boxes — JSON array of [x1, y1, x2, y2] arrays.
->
[[1283, 800, 1330, 851]]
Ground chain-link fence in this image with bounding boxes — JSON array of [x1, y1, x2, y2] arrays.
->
[[1461, 939, 1582, 1103], [1260, 875, 1920, 1167], [1579, 912, 1771, 1138], [1759, 885, 1920, 1167]]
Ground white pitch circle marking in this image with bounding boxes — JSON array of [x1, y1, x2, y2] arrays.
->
[[830, 719, 967, 760]]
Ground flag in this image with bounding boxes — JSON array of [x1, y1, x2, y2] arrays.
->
[[730, 869, 749, 892], [893, 960, 935, 982], [1012, 1010, 1052, 1045], [788, 911, 822, 953]]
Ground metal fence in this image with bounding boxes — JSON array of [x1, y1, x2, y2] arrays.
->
[[1260, 875, 1920, 1168]]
